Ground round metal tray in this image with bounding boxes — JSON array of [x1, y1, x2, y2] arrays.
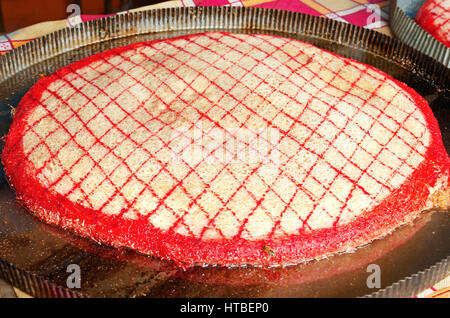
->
[[0, 6, 449, 298]]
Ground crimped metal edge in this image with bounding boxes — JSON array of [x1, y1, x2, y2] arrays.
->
[[364, 256, 450, 298], [0, 6, 449, 298], [390, 0, 450, 68]]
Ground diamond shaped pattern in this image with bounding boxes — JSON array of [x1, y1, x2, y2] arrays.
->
[[21, 32, 430, 242]]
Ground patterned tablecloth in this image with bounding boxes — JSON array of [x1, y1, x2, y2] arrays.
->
[[0, 0, 448, 298]]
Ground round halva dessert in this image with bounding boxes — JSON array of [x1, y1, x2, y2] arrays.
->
[[2, 32, 449, 267]]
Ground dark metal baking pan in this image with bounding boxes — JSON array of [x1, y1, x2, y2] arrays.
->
[[0, 6, 449, 298]]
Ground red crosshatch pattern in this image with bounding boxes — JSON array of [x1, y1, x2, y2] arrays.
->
[[416, 0, 450, 47], [2, 32, 449, 267]]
